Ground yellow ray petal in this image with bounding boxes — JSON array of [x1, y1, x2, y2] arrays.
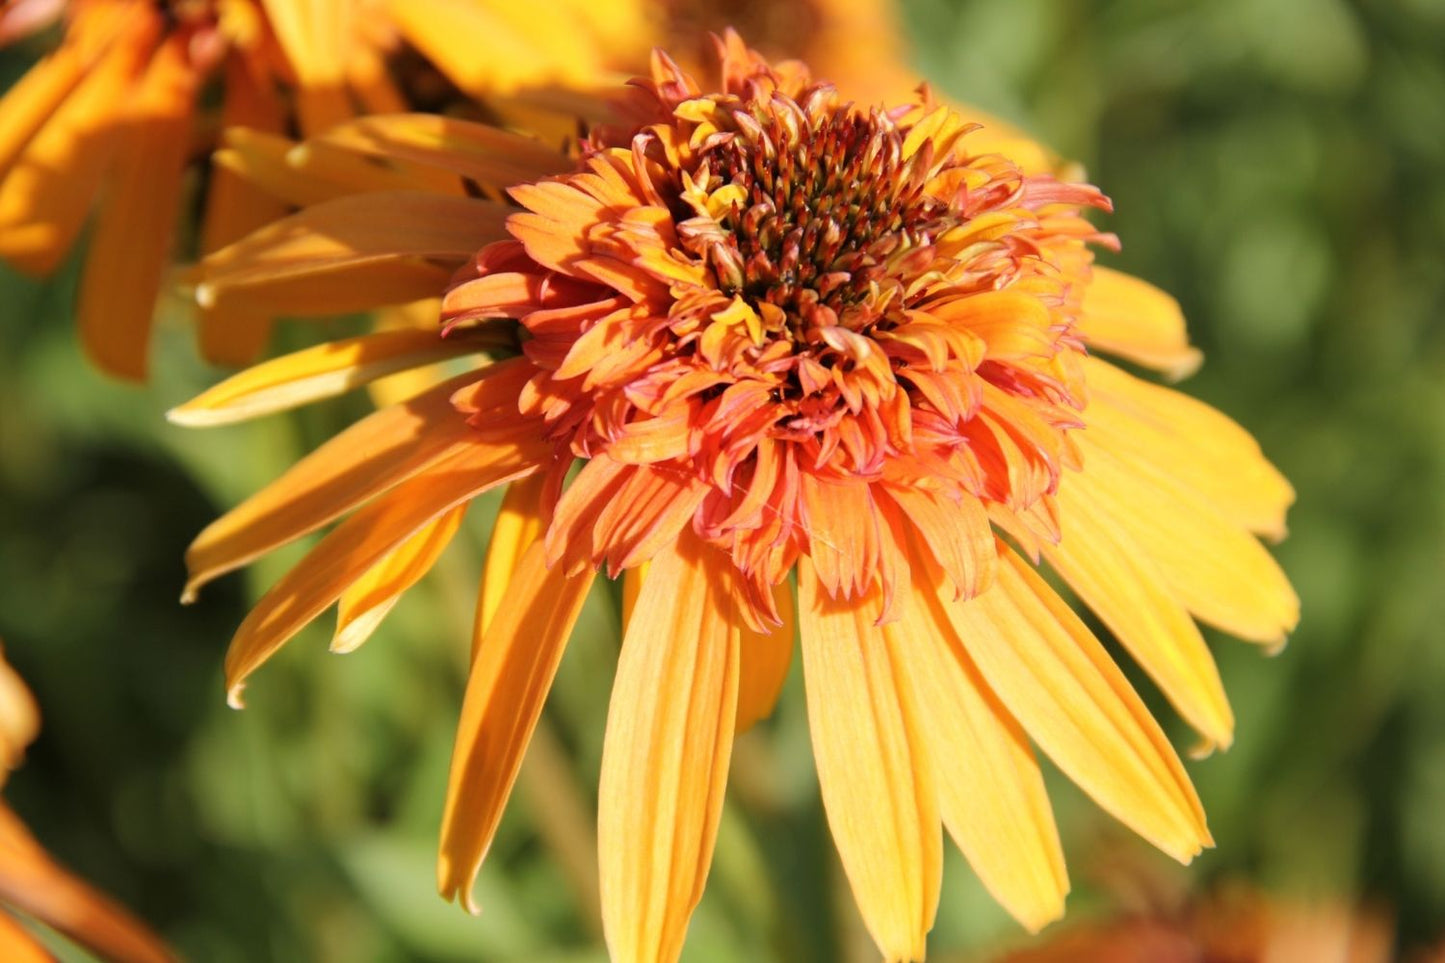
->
[[599, 535, 739, 963], [183, 367, 518, 599], [941, 545, 1211, 863], [344, 35, 406, 116], [893, 542, 1068, 932], [1046, 482, 1234, 755], [1083, 356, 1294, 540], [312, 114, 570, 192], [476, 473, 547, 647], [734, 580, 795, 732], [0, 12, 158, 274], [168, 327, 494, 426], [332, 503, 467, 653], [77, 33, 197, 380], [384, 0, 600, 96], [195, 191, 511, 309], [1078, 267, 1202, 379], [1072, 432, 1300, 646], [259, 0, 352, 135], [437, 540, 594, 911], [223, 443, 542, 706], [798, 558, 941, 963], [0, 804, 174, 963]]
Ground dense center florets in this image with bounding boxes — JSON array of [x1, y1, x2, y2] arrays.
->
[[679, 101, 948, 347]]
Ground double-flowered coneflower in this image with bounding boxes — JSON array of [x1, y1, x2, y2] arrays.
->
[[177, 32, 1298, 962]]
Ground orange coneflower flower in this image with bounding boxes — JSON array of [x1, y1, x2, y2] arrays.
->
[[176, 33, 1297, 962], [0, 0, 652, 379], [0, 646, 175, 963]]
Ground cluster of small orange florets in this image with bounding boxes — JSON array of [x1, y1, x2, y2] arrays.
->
[[442, 37, 1117, 623]]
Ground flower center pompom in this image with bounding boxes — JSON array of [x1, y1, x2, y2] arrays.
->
[[445, 45, 1117, 619], [681, 100, 944, 341]]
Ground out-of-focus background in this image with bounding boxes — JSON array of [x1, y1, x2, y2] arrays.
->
[[2, 0, 1443, 959]]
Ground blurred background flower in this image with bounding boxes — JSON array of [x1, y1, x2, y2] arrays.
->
[[0, 0, 1443, 960], [0, 646, 174, 962], [0, 0, 652, 380]]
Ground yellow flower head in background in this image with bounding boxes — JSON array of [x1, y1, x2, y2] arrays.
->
[[0, 0, 650, 379], [177, 32, 1298, 963]]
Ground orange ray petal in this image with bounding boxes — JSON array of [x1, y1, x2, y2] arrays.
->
[[198, 54, 291, 367], [183, 366, 525, 599], [223, 441, 542, 706], [476, 473, 547, 647], [0, 12, 159, 274], [202, 258, 458, 318], [598, 534, 739, 963], [195, 191, 511, 312], [168, 327, 494, 427], [77, 33, 198, 380], [1046, 482, 1234, 755], [620, 561, 647, 633], [941, 545, 1212, 863], [210, 128, 351, 209], [1072, 433, 1299, 646], [312, 114, 570, 192], [0, 35, 88, 180], [332, 503, 467, 653], [285, 137, 468, 198], [1078, 267, 1202, 379], [0, 804, 174, 963], [437, 539, 594, 911], [798, 558, 941, 962], [894, 541, 1069, 932], [734, 580, 795, 732]]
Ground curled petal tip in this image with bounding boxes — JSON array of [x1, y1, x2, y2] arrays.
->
[[437, 876, 482, 917], [1163, 348, 1205, 381], [1187, 734, 1228, 761]]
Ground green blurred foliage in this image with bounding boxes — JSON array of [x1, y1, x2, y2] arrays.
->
[[1, 0, 1444, 959]]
